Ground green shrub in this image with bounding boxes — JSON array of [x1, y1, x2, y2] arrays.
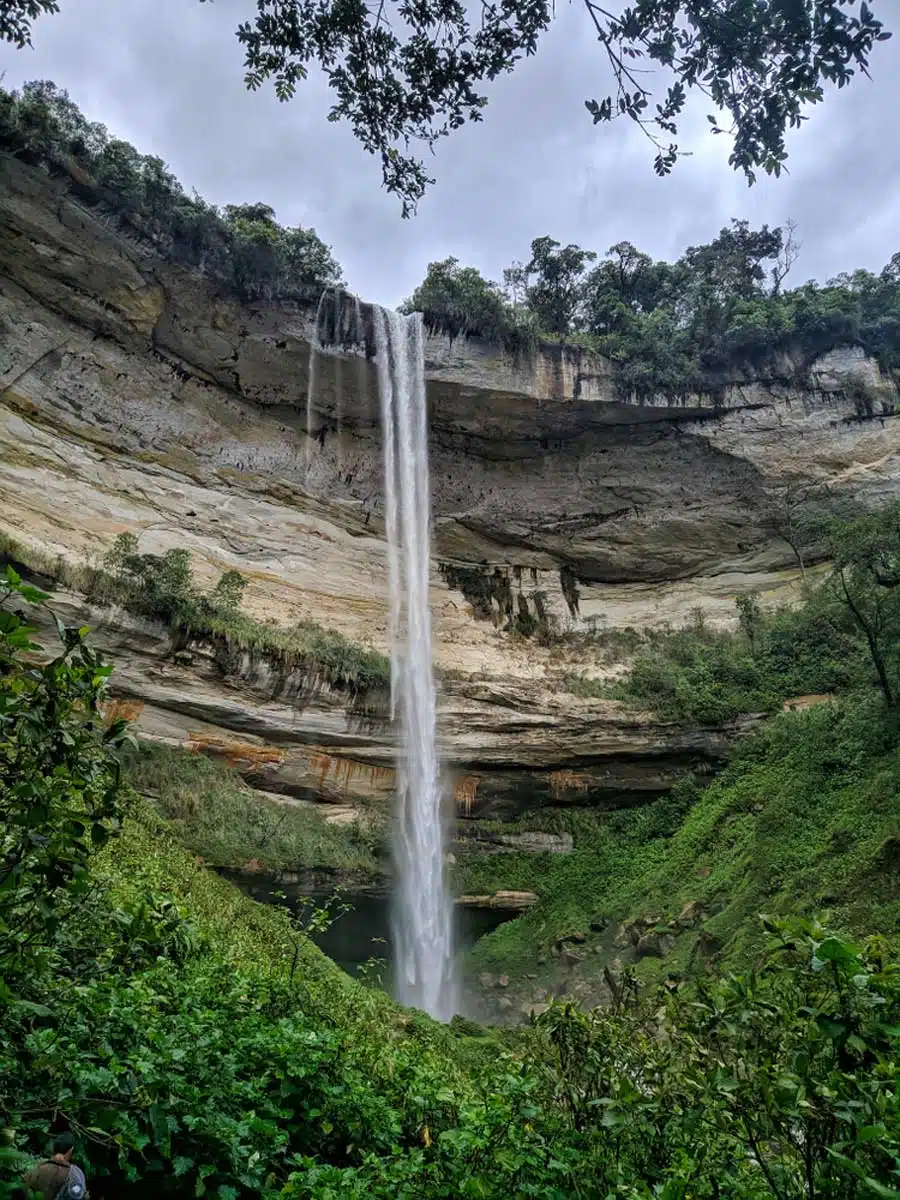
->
[[0, 564, 132, 1001], [589, 578, 873, 725]]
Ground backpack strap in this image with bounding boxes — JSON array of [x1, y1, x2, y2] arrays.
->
[[52, 1164, 73, 1200]]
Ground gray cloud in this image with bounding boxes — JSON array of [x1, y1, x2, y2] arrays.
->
[[2, 0, 898, 306]]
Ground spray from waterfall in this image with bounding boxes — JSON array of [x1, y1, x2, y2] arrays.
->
[[373, 305, 456, 1020]]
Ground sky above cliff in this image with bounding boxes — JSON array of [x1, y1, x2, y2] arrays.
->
[[2, 0, 898, 307]]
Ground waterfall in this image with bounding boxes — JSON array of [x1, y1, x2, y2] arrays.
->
[[373, 305, 456, 1020], [305, 291, 328, 481], [333, 288, 343, 475], [306, 291, 364, 483]]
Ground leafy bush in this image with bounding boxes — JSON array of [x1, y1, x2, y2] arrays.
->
[[532, 918, 900, 1199], [401, 257, 534, 352], [0, 565, 131, 1001], [587, 544, 886, 725], [619, 620, 775, 724]]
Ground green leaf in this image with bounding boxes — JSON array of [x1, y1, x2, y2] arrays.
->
[[816, 936, 860, 964], [18, 584, 50, 603], [828, 1150, 900, 1197], [856, 1124, 887, 1145], [817, 1016, 847, 1040]]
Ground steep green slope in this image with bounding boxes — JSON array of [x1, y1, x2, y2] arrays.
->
[[465, 695, 900, 992], [123, 741, 388, 879], [464, 504, 900, 1008]]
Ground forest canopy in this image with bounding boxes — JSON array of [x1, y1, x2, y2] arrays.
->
[[4, 78, 900, 401], [404, 226, 900, 397]]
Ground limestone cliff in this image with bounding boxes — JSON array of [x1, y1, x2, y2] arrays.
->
[[2, 151, 899, 817]]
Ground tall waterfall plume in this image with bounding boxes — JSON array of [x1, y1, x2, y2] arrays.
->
[[373, 305, 456, 1020]]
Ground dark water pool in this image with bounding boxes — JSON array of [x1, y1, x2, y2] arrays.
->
[[221, 870, 514, 977]]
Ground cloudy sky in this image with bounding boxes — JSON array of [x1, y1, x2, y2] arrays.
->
[[2, 0, 897, 307]]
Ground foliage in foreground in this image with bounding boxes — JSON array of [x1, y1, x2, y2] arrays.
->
[[534, 919, 900, 1200], [3, 565, 900, 1198], [0, 565, 132, 1002]]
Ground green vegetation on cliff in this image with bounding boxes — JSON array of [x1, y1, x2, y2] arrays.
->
[[464, 694, 900, 980], [0, 81, 342, 301], [126, 742, 387, 878], [407, 225, 900, 398], [563, 502, 900, 724], [93, 533, 390, 700], [5, 78, 900, 409], [467, 504, 900, 1008], [569, 598, 854, 724], [0, 530, 391, 702]]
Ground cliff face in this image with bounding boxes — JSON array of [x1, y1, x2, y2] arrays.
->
[[3, 152, 900, 816]]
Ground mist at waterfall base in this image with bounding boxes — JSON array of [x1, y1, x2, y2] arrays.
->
[[304, 294, 457, 1021], [220, 873, 513, 988]]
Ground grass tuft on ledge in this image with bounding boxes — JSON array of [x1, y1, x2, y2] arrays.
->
[[0, 529, 391, 701]]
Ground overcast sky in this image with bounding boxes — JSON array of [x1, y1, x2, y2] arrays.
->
[[2, 0, 897, 307]]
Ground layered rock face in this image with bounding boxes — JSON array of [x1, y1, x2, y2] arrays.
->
[[2, 152, 899, 818]]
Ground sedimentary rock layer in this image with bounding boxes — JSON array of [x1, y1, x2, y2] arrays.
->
[[2, 152, 898, 811]]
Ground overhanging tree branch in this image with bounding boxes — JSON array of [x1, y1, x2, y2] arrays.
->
[[2, 0, 893, 214]]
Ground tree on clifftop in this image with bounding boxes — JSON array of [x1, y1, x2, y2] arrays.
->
[[3, 0, 892, 215], [525, 237, 597, 336]]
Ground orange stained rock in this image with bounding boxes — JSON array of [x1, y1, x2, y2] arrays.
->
[[782, 693, 834, 712], [454, 775, 479, 816], [549, 769, 589, 800], [101, 697, 145, 726], [305, 750, 395, 795], [186, 731, 285, 769]]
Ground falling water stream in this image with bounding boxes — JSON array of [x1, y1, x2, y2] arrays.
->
[[373, 306, 456, 1020], [305, 294, 455, 1019], [304, 291, 327, 479]]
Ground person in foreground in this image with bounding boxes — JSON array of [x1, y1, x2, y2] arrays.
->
[[22, 1133, 88, 1200]]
